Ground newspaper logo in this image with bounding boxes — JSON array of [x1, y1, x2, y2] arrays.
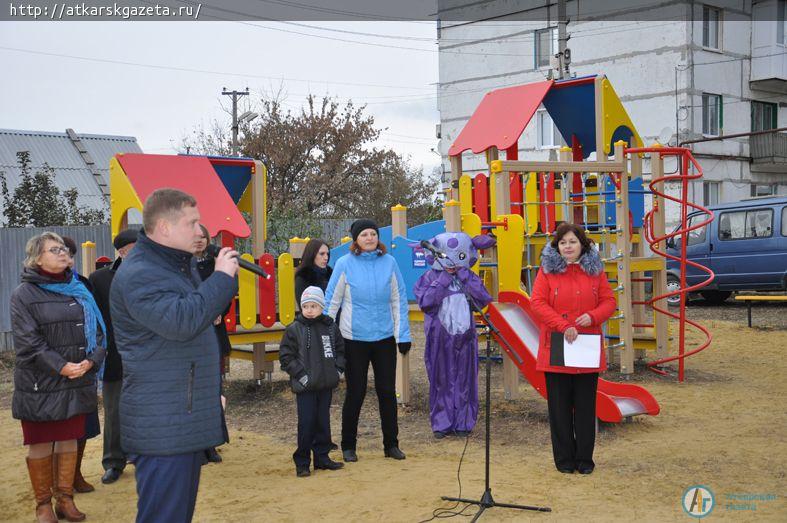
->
[[682, 485, 715, 518]]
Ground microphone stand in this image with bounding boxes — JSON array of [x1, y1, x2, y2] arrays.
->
[[428, 253, 551, 521]]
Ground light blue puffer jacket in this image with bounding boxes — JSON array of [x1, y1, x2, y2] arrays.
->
[[325, 251, 411, 343]]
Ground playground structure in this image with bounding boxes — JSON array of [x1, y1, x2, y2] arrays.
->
[[77, 73, 715, 422]]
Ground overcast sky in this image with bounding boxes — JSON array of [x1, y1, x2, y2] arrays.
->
[[0, 21, 441, 173]]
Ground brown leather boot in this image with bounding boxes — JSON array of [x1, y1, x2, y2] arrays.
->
[[25, 455, 58, 523], [53, 452, 86, 522], [73, 439, 95, 493]]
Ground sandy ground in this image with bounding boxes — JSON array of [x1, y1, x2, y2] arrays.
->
[[1, 304, 786, 522]]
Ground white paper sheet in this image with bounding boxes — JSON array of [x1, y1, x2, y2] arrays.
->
[[563, 334, 601, 368]]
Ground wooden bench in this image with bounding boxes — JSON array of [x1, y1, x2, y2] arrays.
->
[[734, 295, 787, 327]]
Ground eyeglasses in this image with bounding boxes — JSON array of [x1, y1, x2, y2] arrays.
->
[[46, 246, 70, 256]]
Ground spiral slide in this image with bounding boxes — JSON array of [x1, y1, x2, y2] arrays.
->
[[488, 291, 660, 423]]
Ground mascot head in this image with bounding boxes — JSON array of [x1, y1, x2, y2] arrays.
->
[[412, 232, 496, 271]]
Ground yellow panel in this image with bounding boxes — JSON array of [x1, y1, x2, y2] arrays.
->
[[459, 174, 473, 215], [496, 214, 525, 294], [554, 186, 563, 222], [460, 213, 483, 274], [109, 157, 143, 238], [524, 173, 538, 235], [277, 253, 296, 325], [237, 184, 252, 214], [238, 254, 257, 329], [601, 78, 643, 155]]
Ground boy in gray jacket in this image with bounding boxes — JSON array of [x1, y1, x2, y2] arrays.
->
[[279, 286, 346, 477]]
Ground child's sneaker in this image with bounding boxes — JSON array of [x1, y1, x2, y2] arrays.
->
[[296, 466, 310, 477]]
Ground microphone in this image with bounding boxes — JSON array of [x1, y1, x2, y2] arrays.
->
[[206, 244, 271, 280], [420, 240, 448, 259]]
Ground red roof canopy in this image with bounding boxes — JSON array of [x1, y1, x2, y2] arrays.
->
[[448, 81, 553, 156], [116, 154, 251, 238]]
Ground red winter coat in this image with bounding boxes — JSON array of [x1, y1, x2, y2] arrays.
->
[[529, 246, 616, 374]]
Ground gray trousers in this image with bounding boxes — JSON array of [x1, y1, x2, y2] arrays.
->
[[102, 380, 126, 471]]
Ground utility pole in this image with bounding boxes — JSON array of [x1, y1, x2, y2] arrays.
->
[[557, 0, 571, 79], [222, 87, 249, 156]]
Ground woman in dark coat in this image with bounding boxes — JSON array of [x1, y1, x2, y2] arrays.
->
[[294, 239, 332, 306], [62, 236, 100, 494], [11, 232, 106, 523], [194, 224, 231, 463]]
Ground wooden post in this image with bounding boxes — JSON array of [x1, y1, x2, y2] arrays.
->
[[288, 237, 308, 260], [80, 241, 97, 276], [251, 160, 271, 383], [614, 141, 634, 375], [487, 148, 499, 220], [391, 204, 411, 405], [650, 145, 670, 360], [449, 155, 462, 202], [559, 146, 573, 224], [491, 158, 519, 400], [444, 200, 462, 232], [630, 153, 646, 363]]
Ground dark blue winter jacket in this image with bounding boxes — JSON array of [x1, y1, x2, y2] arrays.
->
[[110, 231, 237, 456]]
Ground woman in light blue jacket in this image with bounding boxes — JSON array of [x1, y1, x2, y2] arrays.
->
[[325, 219, 411, 463]]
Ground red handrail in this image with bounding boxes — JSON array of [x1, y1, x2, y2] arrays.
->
[[625, 147, 715, 382]]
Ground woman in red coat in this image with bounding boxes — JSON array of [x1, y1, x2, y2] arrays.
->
[[530, 223, 616, 475]]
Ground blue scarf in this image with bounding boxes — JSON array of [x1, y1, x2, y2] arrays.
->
[[38, 271, 106, 379]]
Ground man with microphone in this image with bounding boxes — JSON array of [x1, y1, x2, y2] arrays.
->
[[110, 188, 239, 523]]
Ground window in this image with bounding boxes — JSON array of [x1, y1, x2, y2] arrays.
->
[[752, 101, 778, 132], [534, 28, 555, 68], [751, 183, 777, 197], [702, 93, 722, 136], [782, 207, 787, 237], [687, 214, 708, 246], [718, 209, 773, 240], [779, 0, 786, 45], [536, 109, 565, 148], [703, 5, 722, 49], [703, 181, 720, 206]]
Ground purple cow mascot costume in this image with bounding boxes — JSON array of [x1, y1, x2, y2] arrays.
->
[[413, 232, 495, 438]]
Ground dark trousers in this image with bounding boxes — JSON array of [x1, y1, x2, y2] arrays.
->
[[133, 451, 203, 523], [341, 336, 398, 451], [544, 372, 599, 470], [294, 389, 333, 468], [102, 380, 126, 471]]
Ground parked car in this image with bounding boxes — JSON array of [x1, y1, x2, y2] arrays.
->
[[665, 196, 787, 305]]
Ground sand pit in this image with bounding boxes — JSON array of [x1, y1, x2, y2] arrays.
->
[[1, 316, 785, 522]]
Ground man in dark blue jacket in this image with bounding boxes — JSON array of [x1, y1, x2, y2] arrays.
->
[[110, 189, 238, 523]]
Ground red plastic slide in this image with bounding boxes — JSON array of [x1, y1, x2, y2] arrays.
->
[[488, 291, 660, 423]]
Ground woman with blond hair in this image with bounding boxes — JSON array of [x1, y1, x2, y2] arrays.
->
[[11, 232, 106, 522]]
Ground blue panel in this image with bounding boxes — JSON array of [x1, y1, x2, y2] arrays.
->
[[328, 241, 351, 268], [542, 82, 596, 157], [211, 164, 251, 204], [601, 176, 646, 229], [391, 235, 430, 301], [405, 220, 445, 243], [629, 176, 644, 228], [610, 125, 636, 152]]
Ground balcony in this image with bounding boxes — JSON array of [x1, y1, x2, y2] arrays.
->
[[750, 132, 787, 173], [750, 1, 787, 93]]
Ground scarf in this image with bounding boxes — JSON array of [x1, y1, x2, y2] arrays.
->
[[38, 271, 106, 378]]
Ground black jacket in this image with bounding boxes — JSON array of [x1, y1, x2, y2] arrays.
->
[[294, 266, 333, 307], [196, 257, 233, 358], [110, 231, 237, 455], [88, 258, 122, 381], [279, 314, 345, 393], [10, 268, 107, 422]]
